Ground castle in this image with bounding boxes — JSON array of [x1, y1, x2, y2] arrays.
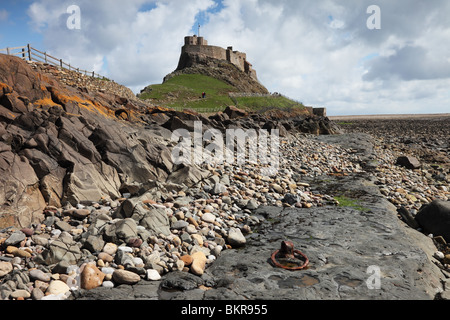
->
[[178, 35, 258, 81]]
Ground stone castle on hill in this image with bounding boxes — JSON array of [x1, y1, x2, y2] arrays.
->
[[177, 35, 258, 81]]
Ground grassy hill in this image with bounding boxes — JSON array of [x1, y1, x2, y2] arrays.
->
[[138, 73, 306, 113]]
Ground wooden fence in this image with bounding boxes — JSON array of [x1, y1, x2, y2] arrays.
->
[[0, 44, 103, 78]]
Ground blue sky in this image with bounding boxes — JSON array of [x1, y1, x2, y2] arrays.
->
[[0, 1, 42, 48], [1, 0, 449, 116]]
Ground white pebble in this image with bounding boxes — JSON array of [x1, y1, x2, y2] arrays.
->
[[146, 269, 161, 281], [434, 251, 445, 260], [101, 267, 115, 275], [118, 246, 133, 253], [102, 281, 115, 288]]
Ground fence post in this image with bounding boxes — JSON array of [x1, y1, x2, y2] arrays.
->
[[6, 47, 10, 55], [27, 44, 32, 61], [44, 52, 47, 63], [21, 48, 25, 59], [60, 59, 63, 68]]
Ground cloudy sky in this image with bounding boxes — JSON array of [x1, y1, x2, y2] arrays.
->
[[0, 0, 449, 116]]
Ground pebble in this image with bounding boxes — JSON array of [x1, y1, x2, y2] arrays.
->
[[29, 269, 51, 282], [227, 227, 247, 247], [46, 280, 70, 296], [0, 261, 13, 277], [190, 251, 207, 276], [201, 212, 216, 223], [112, 269, 141, 285], [10, 289, 31, 299], [146, 269, 161, 281], [80, 263, 105, 290]]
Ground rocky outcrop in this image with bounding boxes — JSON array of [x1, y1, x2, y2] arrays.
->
[[0, 54, 337, 229]]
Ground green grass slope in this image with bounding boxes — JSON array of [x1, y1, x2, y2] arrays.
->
[[138, 73, 305, 113]]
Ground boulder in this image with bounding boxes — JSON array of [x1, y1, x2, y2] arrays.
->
[[116, 196, 171, 237], [167, 164, 211, 187], [0, 148, 46, 228], [223, 106, 248, 119], [103, 218, 138, 243], [396, 156, 421, 170], [415, 200, 450, 242], [40, 239, 83, 265]]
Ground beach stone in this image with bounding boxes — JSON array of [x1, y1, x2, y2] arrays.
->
[[43, 239, 82, 265], [172, 220, 189, 230], [80, 263, 105, 290], [102, 281, 114, 288], [31, 288, 45, 300], [103, 218, 138, 243], [190, 251, 207, 276], [55, 221, 73, 232], [5, 231, 26, 246], [271, 184, 284, 193], [102, 242, 118, 255], [191, 234, 204, 246], [83, 235, 105, 253], [10, 289, 31, 299], [20, 228, 34, 236], [201, 212, 216, 223], [46, 280, 70, 296], [0, 262, 13, 277], [112, 269, 141, 285], [211, 183, 227, 195], [227, 227, 246, 247], [396, 156, 421, 169], [98, 252, 114, 263], [72, 208, 91, 219], [181, 255, 193, 266], [146, 269, 162, 281], [246, 199, 259, 210], [29, 269, 51, 282]]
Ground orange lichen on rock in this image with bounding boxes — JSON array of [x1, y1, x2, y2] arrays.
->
[[0, 82, 13, 94], [34, 98, 61, 108]]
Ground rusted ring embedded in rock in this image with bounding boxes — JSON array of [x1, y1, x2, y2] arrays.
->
[[271, 241, 309, 271]]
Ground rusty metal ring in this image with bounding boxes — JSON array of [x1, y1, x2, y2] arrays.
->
[[271, 241, 309, 271]]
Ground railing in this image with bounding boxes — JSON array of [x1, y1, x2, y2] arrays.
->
[[0, 44, 103, 78], [169, 106, 225, 113]]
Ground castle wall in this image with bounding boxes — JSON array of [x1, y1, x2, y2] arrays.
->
[[183, 44, 228, 64], [181, 36, 258, 81]]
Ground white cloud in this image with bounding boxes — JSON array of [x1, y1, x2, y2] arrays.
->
[[27, 0, 450, 115], [0, 9, 8, 22]]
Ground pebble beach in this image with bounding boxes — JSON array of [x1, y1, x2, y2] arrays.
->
[[0, 115, 449, 300]]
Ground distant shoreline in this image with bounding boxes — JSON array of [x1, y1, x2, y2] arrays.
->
[[328, 113, 450, 120]]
